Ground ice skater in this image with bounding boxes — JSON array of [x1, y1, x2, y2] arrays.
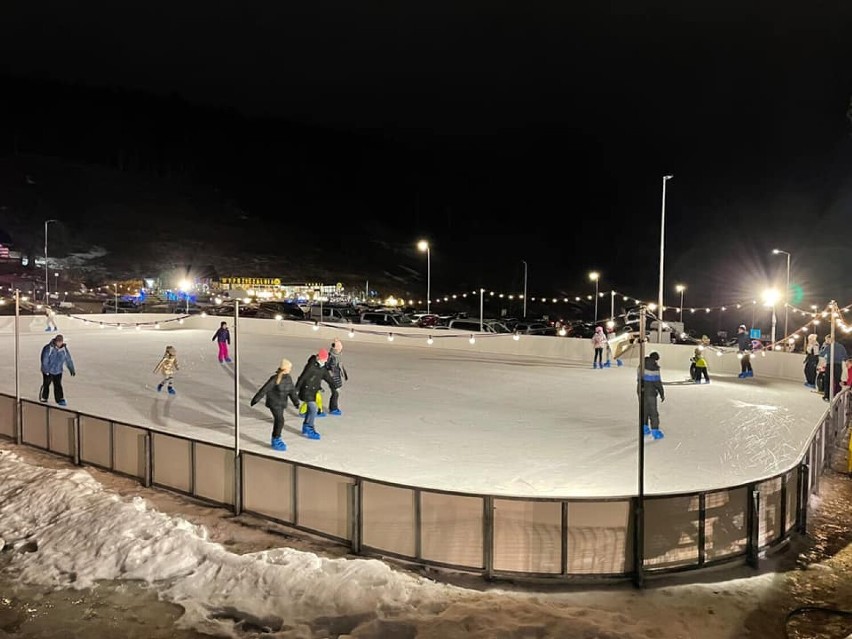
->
[[736, 324, 754, 378], [691, 347, 710, 384], [819, 335, 848, 402], [40, 333, 76, 406], [44, 305, 59, 332], [153, 345, 179, 395], [592, 326, 608, 368], [638, 351, 665, 439], [251, 358, 300, 452], [326, 338, 349, 415], [803, 333, 819, 389], [212, 321, 232, 363], [295, 348, 335, 440]]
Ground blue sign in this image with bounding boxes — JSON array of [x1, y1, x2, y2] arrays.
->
[[749, 328, 762, 339]]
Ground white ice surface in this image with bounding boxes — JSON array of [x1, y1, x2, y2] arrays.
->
[[0, 327, 829, 497]]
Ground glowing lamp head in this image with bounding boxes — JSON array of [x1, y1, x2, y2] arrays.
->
[[588, 271, 599, 282], [417, 240, 429, 253]]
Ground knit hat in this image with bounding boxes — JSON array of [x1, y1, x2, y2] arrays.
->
[[738, 324, 747, 331], [649, 351, 660, 361], [595, 326, 603, 333], [317, 349, 329, 362]]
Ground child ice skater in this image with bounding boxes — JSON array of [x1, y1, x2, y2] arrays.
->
[[251, 358, 300, 452], [638, 351, 666, 439], [592, 326, 608, 368], [691, 347, 710, 384], [212, 321, 231, 363], [153, 345, 179, 395]]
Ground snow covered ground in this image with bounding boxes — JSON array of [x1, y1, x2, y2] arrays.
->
[[0, 325, 830, 498]]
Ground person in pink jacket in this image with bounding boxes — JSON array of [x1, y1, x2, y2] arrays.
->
[[592, 326, 608, 368]]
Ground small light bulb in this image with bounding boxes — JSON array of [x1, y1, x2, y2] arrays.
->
[[348, 329, 355, 338], [117, 325, 123, 330], [716, 350, 723, 357], [388, 333, 394, 342], [513, 332, 520, 341], [469, 335, 476, 345], [135, 325, 141, 331], [427, 336, 434, 345], [155, 323, 161, 329], [312, 322, 320, 331], [99, 324, 105, 329], [178, 318, 184, 324], [275, 314, 283, 321]]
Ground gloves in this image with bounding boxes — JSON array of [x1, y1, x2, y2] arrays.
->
[[660, 396, 665, 402], [69, 370, 76, 377]]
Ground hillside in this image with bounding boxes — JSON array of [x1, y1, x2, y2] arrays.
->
[[0, 153, 420, 295]]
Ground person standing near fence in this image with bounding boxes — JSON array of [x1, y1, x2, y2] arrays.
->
[[212, 321, 232, 363], [819, 335, 848, 402], [803, 333, 819, 389], [40, 333, 76, 406], [592, 326, 608, 369], [736, 324, 754, 378]]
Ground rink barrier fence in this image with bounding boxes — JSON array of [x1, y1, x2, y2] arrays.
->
[[0, 390, 848, 582]]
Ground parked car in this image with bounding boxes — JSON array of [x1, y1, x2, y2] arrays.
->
[[307, 305, 360, 323], [257, 301, 306, 320], [444, 318, 512, 334], [513, 321, 557, 336], [359, 311, 413, 326], [102, 299, 142, 313]]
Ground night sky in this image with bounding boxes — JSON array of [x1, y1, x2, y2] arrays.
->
[[2, 1, 852, 313]]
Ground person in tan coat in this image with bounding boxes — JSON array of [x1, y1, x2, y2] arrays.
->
[[153, 345, 179, 395]]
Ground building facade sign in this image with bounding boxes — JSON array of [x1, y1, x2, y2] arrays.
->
[[220, 277, 282, 286]]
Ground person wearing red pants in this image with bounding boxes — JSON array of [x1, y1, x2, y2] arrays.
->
[[212, 321, 231, 363]]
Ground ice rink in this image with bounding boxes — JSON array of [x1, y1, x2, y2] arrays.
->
[[0, 322, 830, 498]]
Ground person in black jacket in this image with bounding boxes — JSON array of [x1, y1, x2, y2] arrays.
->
[[326, 339, 349, 415], [637, 351, 666, 440], [295, 349, 335, 440], [735, 324, 754, 378], [251, 358, 300, 451], [212, 321, 232, 363]]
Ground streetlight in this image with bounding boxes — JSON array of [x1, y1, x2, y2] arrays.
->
[[114, 282, 119, 314], [54, 272, 60, 297], [417, 240, 431, 315], [589, 271, 600, 323], [44, 219, 58, 303], [657, 175, 673, 343], [762, 288, 780, 345], [522, 260, 528, 319], [179, 279, 191, 314], [772, 249, 791, 339], [675, 284, 686, 323]]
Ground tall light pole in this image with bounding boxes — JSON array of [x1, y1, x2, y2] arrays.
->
[[114, 282, 119, 314], [522, 260, 528, 319], [675, 284, 686, 323], [657, 175, 673, 343], [44, 219, 58, 303], [417, 240, 431, 315], [763, 288, 779, 345], [772, 249, 791, 340], [589, 271, 600, 324]]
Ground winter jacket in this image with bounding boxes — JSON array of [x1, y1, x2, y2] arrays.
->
[[212, 327, 231, 344], [326, 350, 348, 389], [251, 373, 299, 409], [295, 356, 335, 402], [40, 339, 75, 376], [153, 354, 179, 377], [637, 356, 665, 400], [592, 332, 607, 349], [736, 332, 752, 352], [819, 342, 849, 366]]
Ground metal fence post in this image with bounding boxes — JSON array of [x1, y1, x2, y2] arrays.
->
[[797, 461, 809, 534], [349, 478, 361, 554], [746, 488, 760, 568]]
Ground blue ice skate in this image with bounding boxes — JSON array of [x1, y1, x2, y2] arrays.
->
[[270, 437, 287, 451], [746, 371, 754, 378], [156, 383, 164, 392], [329, 409, 343, 416], [643, 424, 651, 436], [56, 399, 67, 407], [302, 425, 321, 440], [616, 359, 623, 367], [592, 362, 598, 369], [603, 360, 611, 368], [167, 387, 176, 395], [651, 429, 665, 440]]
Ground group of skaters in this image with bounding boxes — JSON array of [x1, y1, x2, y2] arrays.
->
[[37, 315, 350, 452], [589, 322, 851, 443]]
